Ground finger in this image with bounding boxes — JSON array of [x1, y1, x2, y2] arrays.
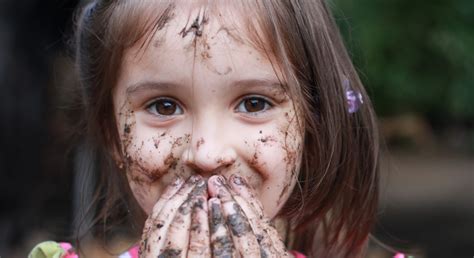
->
[[229, 174, 290, 257], [159, 190, 196, 258], [228, 175, 263, 215], [209, 197, 237, 258], [209, 176, 277, 257], [142, 175, 203, 257], [209, 176, 260, 257], [231, 195, 277, 258], [141, 176, 184, 255], [142, 176, 185, 236], [187, 184, 211, 257], [226, 180, 277, 256]]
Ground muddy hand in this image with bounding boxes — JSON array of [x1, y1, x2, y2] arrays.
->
[[140, 175, 207, 257], [228, 174, 292, 257], [185, 180, 210, 257], [209, 196, 242, 258], [208, 175, 292, 258]]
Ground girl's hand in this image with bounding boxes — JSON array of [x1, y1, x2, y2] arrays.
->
[[140, 175, 211, 257], [208, 175, 292, 258]]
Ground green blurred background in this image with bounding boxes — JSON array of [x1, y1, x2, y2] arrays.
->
[[331, 1, 474, 257], [335, 0, 473, 126]]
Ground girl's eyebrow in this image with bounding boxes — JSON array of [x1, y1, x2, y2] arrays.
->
[[126, 81, 178, 97], [230, 79, 284, 90], [231, 79, 288, 100], [125, 79, 284, 97]]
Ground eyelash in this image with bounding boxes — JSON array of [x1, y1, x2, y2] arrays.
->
[[235, 95, 274, 115], [145, 95, 274, 118], [145, 97, 184, 118]]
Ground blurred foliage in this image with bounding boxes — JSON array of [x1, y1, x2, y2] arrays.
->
[[331, 0, 474, 123]]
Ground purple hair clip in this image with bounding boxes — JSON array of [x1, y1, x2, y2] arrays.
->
[[343, 78, 363, 113]]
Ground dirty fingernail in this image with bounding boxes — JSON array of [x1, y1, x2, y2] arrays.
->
[[189, 174, 202, 183], [196, 178, 206, 187], [209, 197, 219, 204], [216, 176, 226, 185], [209, 175, 223, 186], [231, 175, 245, 186], [172, 176, 183, 185]]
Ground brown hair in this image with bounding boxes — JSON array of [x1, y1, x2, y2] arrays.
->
[[73, 0, 380, 257]]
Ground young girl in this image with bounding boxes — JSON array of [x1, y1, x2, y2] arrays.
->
[[29, 0, 408, 257]]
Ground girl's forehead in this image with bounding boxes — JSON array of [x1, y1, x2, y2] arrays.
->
[[120, 3, 284, 89], [126, 2, 262, 59]]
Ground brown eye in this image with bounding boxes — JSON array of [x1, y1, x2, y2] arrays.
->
[[236, 96, 273, 113], [147, 98, 183, 116]]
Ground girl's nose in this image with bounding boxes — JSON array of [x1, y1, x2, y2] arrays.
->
[[181, 136, 237, 177]]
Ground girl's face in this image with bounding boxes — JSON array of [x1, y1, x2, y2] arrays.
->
[[113, 6, 303, 219]]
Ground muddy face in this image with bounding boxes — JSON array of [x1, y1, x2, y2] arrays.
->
[[113, 3, 303, 218]]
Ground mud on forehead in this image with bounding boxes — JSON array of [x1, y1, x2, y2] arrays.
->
[[120, 1, 280, 70]]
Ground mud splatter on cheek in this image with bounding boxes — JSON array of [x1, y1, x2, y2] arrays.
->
[[196, 137, 205, 150], [258, 134, 277, 144], [116, 102, 191, 203], [117, 101, 193, 211], [250, 131, 279, 183], [275, 110, 304, 206], [117, 105, 155, 208], [126, 128, 189, 185], [117, 105, 135, 166], [164, 133, 190, 178], [249, 151, 259, 167]]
